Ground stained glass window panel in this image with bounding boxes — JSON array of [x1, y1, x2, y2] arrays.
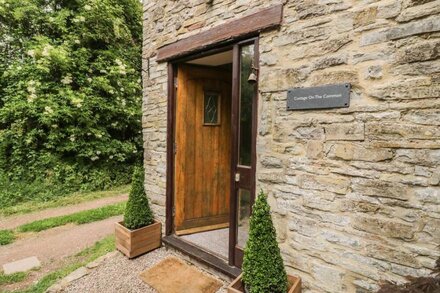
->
[[204, 91, 220, 125]]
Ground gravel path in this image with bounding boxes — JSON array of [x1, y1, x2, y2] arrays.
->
[[0, 215, 122, 266], [64, 247, 231, 293], [0, 194, 127, 230]]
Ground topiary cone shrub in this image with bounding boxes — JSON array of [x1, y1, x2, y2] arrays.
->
[[115, 165, 161, 258], [124, 166, 154, 230], [242, 190, 289, 293]]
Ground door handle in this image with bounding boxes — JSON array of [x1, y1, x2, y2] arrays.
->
[[235, 173, 240, 182]]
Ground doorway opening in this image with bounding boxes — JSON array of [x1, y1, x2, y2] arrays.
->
[[174, 50, 233, 260], [166, 38, 259, 272]]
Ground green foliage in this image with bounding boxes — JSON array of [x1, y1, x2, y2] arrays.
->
[[0, 271, 27, 286], [1, 201, 125, 246], [75, 234, 115, 258], [0, 184, 130, 216], [0, 229, 15, 245], [124, 166, 154, 230], [18, 202, 125, 233], [0, 0, 143, 206], [242, 191, 288, 293]]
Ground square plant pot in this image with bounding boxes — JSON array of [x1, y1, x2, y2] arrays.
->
[[228, 273, 301, 293], [115, 221, 161, 258]]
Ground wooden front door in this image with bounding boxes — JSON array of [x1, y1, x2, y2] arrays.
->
[[174, 64, 232, 235]]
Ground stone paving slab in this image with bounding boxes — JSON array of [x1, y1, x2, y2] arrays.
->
[[3, 256, 41, 275]]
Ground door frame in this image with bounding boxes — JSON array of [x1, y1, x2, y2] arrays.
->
[[165, 37, 259, 268], [229, 38, 259, 267]]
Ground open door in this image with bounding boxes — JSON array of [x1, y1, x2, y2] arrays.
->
[[170, 40, 258, 268], [174, 64, 232, 236], [230, 40, 258, 267]]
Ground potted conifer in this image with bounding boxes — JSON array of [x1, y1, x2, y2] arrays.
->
[[228, 191, 301, 293], [115, 166, 161, 258]]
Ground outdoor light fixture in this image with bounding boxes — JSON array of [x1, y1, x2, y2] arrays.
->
[[248, 65, 259, 84]]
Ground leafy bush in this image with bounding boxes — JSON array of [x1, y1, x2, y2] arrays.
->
[[377, 258, 440, 293], [242, 191, 288, 293], [123, 166, 154, 230], [0, 0, 143, 206]]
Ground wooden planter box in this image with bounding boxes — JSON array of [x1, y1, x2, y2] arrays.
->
[[228, 273, 301, 293], [115, 221, 161, 258]]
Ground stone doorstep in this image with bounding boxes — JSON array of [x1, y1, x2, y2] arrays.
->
[[164, 245, 233, 284], [2, 256, 41, 275]]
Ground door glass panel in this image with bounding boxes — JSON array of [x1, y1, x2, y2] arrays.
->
[[238, 44, 255, 166], [237, 188, 251, 248], [204, 91, 220, 125]]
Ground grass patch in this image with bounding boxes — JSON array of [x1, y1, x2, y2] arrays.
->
[[0, 272, 27, 286], [18, 202, 126, 233], [1, 202, 125, 246], [75, 234, 115, 259], [0, 230, 14, 245], [0, 185, 130, 217], [11, 235, 115, 293]]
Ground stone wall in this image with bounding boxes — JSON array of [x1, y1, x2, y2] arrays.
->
[[142, 1, 440, 292]]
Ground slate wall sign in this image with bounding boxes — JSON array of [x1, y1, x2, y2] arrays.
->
[[287, 83, 351, 110]]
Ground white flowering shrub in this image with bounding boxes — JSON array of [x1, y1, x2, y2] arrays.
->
[[0, 0, 143, 206]]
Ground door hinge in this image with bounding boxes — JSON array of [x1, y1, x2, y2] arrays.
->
[[172, 206, 175, 217], [174, 77, 178, 88], [174, 142, 177, 154]]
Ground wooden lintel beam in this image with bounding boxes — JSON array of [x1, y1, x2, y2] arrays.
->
[[156, 4, 283, 62]]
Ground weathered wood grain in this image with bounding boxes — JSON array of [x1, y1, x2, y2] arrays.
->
[[115, 221, 161, 258], [157, 5, 283, 62], [227, 274, 302, 293], [174, 65, 232, 234]]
